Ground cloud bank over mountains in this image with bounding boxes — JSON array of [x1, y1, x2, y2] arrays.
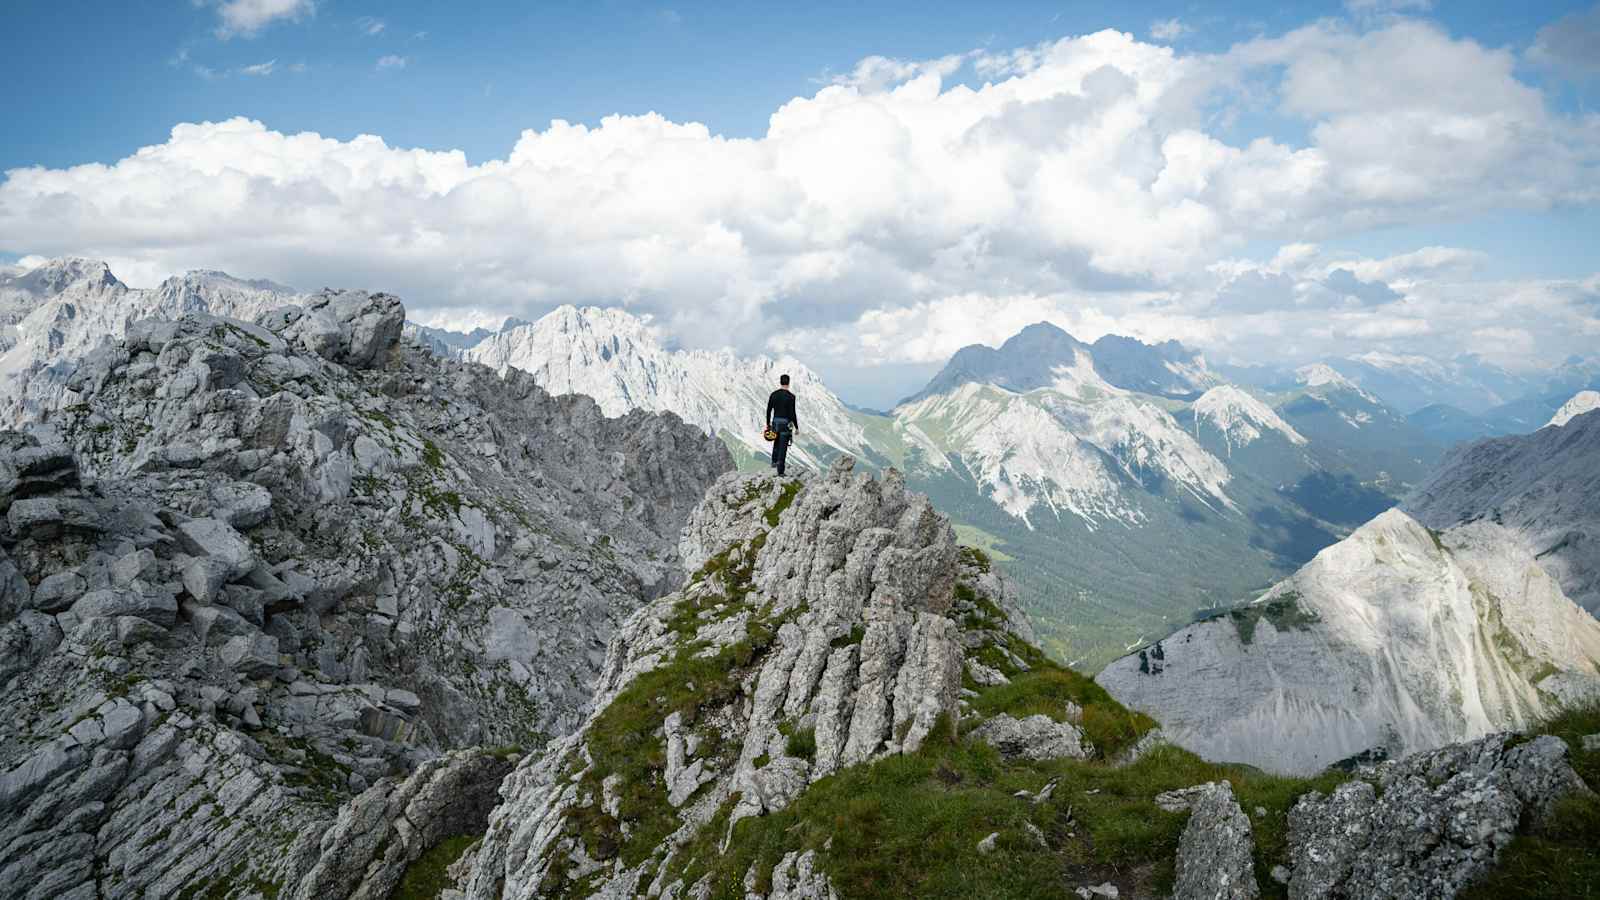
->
[[2, 17, 1597, 381]]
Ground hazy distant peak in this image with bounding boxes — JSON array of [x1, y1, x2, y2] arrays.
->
[[911, 321, 1220, 405], [1193, 384, 1308, 448], [1, 257, 122, 296], [1296, 363, 1357, 389], [168, 269, 298, 294]]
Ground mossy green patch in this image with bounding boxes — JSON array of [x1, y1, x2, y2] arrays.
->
[[676, 715, 1341, 900], [967, 661, 1155, 760], [786, 726, 817, 761], [545, 484, 812, 896], [764, 480, 803, 527], [394, 834, 480, 900], [1229, 593, 1319, 646], [958, 545, 993, 574], [830, 624, 865, 649], [421, 439, 445, 470]]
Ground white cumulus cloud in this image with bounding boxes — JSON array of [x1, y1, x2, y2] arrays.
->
[[211, 0, 315, 39], [1, 20, 1596, 378]]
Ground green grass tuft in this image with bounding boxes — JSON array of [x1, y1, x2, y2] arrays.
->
[[764, 480, 803, 527], [786, 726, 817, 761], [958, 545, 993, 574], [394, 834, 479, 900], [1230, 593, 1319, 646], [830, 624, 865, 649]]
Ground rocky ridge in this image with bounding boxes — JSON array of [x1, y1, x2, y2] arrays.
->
[[0, 288, 730, 898], [458, 461, 1080, 898], [1408, 405, 1600, 615]]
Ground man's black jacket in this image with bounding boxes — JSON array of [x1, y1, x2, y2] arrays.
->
[[766, 388, 797, 429]]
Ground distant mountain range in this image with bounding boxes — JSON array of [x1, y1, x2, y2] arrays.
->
[[1223, 351, 1600, 447], [7, 256, 1596, 670], [3, 256, 1595, 899], [410, 305, 1475, 668]]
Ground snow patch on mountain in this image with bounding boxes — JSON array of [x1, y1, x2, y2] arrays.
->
[[1192, 385, 1308, 454], [1296, 363, 1377, 402], [896, 378, 1235, 525], [461, 305, 871, 470], [1337, 410, 1373, 429], [1546, 391, 1600, 428], [1097, 508, 1600, 774], [898, 383, 1138, 528], [1052, 393, 1236, 512], [1047, 348, 1124, 401]]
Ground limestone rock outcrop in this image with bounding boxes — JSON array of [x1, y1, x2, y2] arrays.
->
[[459, 461, 1036, 900], [0, 288, 730, 898], [1171, 781, 1260, 900], [1285, 733, 1591, 899], [282, 748, 515, 900]]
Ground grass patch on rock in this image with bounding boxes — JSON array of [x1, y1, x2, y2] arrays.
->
[[764, 480, 803, 527], [394, 834, 478, 900], [681, 716, 1344, 900], [542, 478, 808, 895], [967, 663, 1156, 760], [1229, 593, 1319, 646]]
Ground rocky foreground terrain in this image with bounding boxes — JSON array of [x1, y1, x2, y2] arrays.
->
[[0, 281, 1596, 899], [0, 291, 729, 898]]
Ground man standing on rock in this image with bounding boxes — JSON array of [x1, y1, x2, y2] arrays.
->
[[766, 374, 798, 477]]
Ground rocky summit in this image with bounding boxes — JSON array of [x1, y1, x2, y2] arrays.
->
[[0, 290, 729, 899]]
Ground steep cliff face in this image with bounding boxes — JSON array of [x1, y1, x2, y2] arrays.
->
[[1407, 406, 1600, 615], [1098, 405, 1600, 776], [1097, 509, 1600, 775], [0, 292, 731, 899]]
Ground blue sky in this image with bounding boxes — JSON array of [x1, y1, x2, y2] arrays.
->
[[3, 1, 1600, 406], [5, 0, 1594, 173]]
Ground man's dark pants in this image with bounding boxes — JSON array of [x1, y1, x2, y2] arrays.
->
[[770, 419, 792, 475]]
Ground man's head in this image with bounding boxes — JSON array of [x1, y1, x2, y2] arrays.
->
[[780, 374, 790, 387]]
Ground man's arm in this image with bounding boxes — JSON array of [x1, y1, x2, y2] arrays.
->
[[765, 392, 774, 428]]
